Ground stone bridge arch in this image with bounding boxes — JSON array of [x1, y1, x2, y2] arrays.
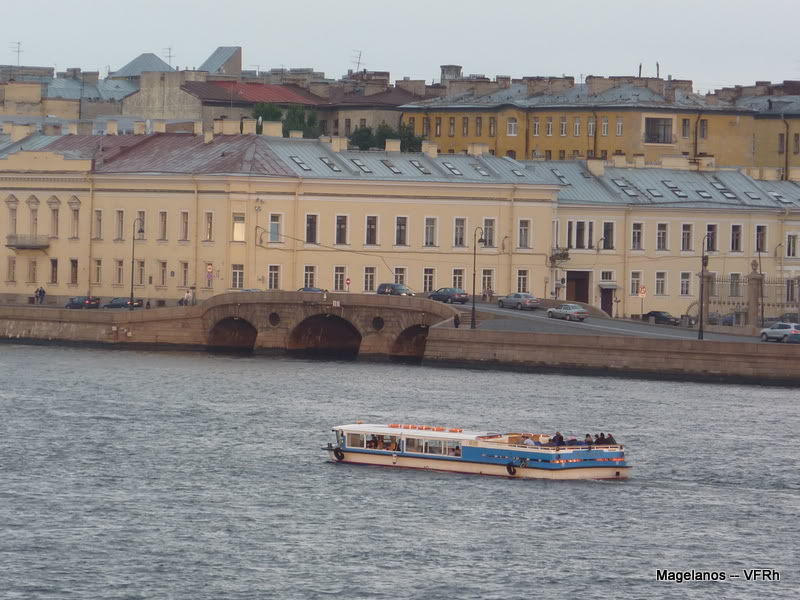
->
[[208, 316, 258, 353]]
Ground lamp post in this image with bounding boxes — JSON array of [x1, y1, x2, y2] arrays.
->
[[130, 217, 145, 311], [471, 226, 486, 329], [698, 233, 710, 340]]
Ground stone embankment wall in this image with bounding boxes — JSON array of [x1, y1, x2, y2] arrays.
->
[[423, 327, 800, 385]]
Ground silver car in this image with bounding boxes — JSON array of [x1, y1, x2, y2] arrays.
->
[[497, 293, 540, 310], [546, 303, 589, 322], [759, 322, 800, 342]]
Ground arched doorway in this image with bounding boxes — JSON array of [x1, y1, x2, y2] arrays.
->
[[390, 325, 429, 363], [287, 314, 362, 359], [208, 317, 258, 353]]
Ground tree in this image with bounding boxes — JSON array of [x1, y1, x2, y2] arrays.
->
[[397, 123, 423, 153], [346, 122, 423, 152], [252, 103, 282, 133], [349, 126, 375, 150], [282, 105, 321, 138]]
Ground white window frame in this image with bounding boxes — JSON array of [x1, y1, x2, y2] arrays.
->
[[365, 215, 379, 246], [423, 267, 435, 292], [655, 271, 667, 296], [269, 213, 282, 244], [706, 224, 718, 252], [363, 266, 376, 292], [601, 116, 609, 136], [483, 218, 496, 247], [507, 118, 518, 136], [268, 264, 281, 290], [787, 233, 798, 258], [681, 223, 693, 252], [601, 221, 615, 250], [394, 266, 407, 285], [573, 117, 581, 137], [517, 269, 529, 293], [335, 214, 349, 246], [231, 264, 245, 289], [334, 265, 346, 291], [630, 271, 642, 296], [730, 224, 743, 252], [305, 213, 319, 245], [631, 222, 643, 251], [303, 265, 316, 288], [546, 117, 553, 137], [532, 117, 540, 137], [179, 211, 189, 241], [518, 219, 531, 249], [559, 116, 567, 136], [656, 223, 669, 251], [158, 210, 168, 241], [424, 217, 437, 247], [588, 117, 596, 137], [616, 116, 624, 136], [680, 272, 691, 296], [452, 268, 464, 289], [204, 211, 214, 241], [394, 216, 409, 246], [453, 217, 466, 247], [754, 224, 767, 254]]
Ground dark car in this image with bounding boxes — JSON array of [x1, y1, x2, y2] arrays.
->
[[376, 283, 416, 296], [642, 311, 680, 326], [103, 297, 143, 309], [427, 287, 468, 303], [65, 296, 101, 309], [779, 312, 799, 323], [297, 287, 325, 293]]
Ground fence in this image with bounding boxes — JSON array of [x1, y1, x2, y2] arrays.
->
[[708, 275, 749, 326]]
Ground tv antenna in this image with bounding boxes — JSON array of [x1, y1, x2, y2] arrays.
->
[[162, 47, 175, 67], [351, 50, 365, 72], [9, 42, 22, 78]]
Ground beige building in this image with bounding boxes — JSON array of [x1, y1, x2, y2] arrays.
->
[[1, 123, 799, 321]]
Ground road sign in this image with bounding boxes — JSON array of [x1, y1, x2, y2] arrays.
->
[[206, 265, 213, 273], [345, 277, 351, 285], [639, 285, 647, 298]]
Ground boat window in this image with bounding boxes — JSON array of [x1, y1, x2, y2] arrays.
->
[[346, 432, 365, 448], [444, 440, 462, 456], [405, 437, 424, 453], [365, 433, 398, 451], [424, 439, 444, 455]]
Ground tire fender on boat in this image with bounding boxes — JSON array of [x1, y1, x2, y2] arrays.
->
[[506, 462, 517, 476], [333, 448, 345, 462], [392, 453, 398, 464]]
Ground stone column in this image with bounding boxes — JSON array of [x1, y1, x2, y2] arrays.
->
[[747, 259, 762, 326]]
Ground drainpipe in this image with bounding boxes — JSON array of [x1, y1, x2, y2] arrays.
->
[[782, 116, 789, 180], [592, 109, 599, 158], [192, 175, 199, 298], [507, 184, 517, 292], [622, 206, 631, 318], [524, 110, 530, 160], [693, 111, 704, 163], [292, 178, 303, 290], [85, 173, 94, 297]]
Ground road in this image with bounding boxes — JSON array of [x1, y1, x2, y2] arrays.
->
[[463, 303, 761, 344]]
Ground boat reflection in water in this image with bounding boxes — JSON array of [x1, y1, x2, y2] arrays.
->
[[326, 423, 630, 480]]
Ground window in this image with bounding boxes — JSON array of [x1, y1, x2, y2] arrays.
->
[[706, 224, 718, 251], [180, 261, 189, 287], [28, 258, 38, 283], [588, 117, 595, 137], [600, 149, 608, 159], [731, 225, 742, 252], [601, 270, 614, 281], [681, 224, 692, 251], [268, 265, 280, 290], [778, 133, 785, 153], [94, 259, 102, 284], [644, 118, 672, 144], [394, 267, 406, 285], [359, 118, 366, 129], [656, 223, 668, 251], [71, 259, 79, 285], [601, 116, 609, 136], [507, 118, 518, 136], [559, 116, 567, 136], [602, 222, 614, 249], [422, 118, 430, 137], [115, 260, 123, 285], [350, 158, 372, 173], [632, 223, 643, 250], [655, 272, 666, 295], [449, 117, 455, 136], [180, 211, 189, 241], [435, 117, 442, 137], [336, 215, 348, 245], [546, 117, 553, 136], [462, 117, 469, 136], [699, 119, 708, 139], [365, 216, 378, 245], [363, 267, 375, 292], [680, 272, 691, 296], [50, 258, 58, 284], [334, 266, 346, 291], [204, 212, 213, 241], [483, 218, 495, 247], [481, 269, 494, 293], [344, 119, 351, 136], [204, 263, 213, 288], [787, 234, 798, 258], [423, 268, 435, 292], [229, 264, 244, 289], [305, 214, 318, 244], [682, 118, 690, 138], [114, 210, 124, 240], [616, 116, 624, 136], [730, 273, 742, 297], [756, 225, 767, 253], [518, 220, 530, 248], [46, 207, 57, 238], [571, 220, 590, 249], [158, 211, 167, 240], [93, 210, 102, 239], [558, 150, 566, 160], [489, 117, 496, 137], [454, 218, 466, 247], [395, 217, 408, 246], [7, 256, 15, 282], [304, 266, 316, 288], [71, 208, 80, 238], [532, 117, 539, 136], [453, 268, 464, 289], [573, 117, 581, 137], [8, 207, 17, 235], [517, 269, 529, 293], [475, 117, 482, 136], [795, 133, 800, 155], [320, 156, 341, 172], [545, 150, 552, 160], [269, 214, 281, 243], [424, 217, 436, 247], [630, 271, 641, 296]]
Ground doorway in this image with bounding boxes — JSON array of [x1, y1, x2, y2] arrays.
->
[[600, 288, 614, 316], [566, 271, 590, 303]]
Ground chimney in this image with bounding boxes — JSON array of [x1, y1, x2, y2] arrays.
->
[[193, 120, 203, 135], [242, 118, 257, 135], [42, 123, 62, 136], [262, 121, 282, 137], [81, 71, 99, 85], [330, 136, 349, 152], [421, 140, 438, 158], [384, 138, 401, 152], [10, 123, 34, 142], [105, 120, 118, 135], [632, 154, 645, 168], [467, 142, 490, 156], [289, 130, 303, 138], [2, 122, 13, 134], [496, 75, 511, 89], [611, 154, 627, 167], [221, 120, 239, 135], [213, 119, 224, 134], [586, 159, 605, 177], [67, 122, 79, 135], [204, 130, 214, 144], [134, 121, 146, 135], [152, 119, 166, 133]]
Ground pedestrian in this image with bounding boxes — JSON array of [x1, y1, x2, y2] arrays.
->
[[34, 287, 41, 304], [487, 287, 494, 302], [145, 299, 151, 310], [453, 313, 460, 328], [482, 288, 487, 302], [39, 287, 46, 305], [182, 290, 192, 306]]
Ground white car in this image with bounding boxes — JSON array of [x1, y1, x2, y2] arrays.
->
[[759, 322, 800, 342], [546, 304, 589, 322]]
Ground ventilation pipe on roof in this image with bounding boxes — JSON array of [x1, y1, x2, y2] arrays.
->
[[105, 120, 119, 135], [262, 121, 282, 137], [133, 121, 146, 135], [204, 130, 214, 144], [467, 142, 489, 156], [213, 119, 224, 135], [10, 123, 34, 142], [67, 122, 79, 135], [783, 116, 790, 181], [152, 119, 166, 133], [242, 119, 257, 135], [384, 138, 401, 152], [2, 122, 13, 135], [289, 130, 303, 138], [193, 120, 203, 135], [421, 140, 438, 158]]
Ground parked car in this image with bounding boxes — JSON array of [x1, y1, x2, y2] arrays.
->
[[103, 297, 143, 309], [428, 287, 469, 304], [759, 322, 800, 342], [642, 310, 680, 325], [708, 312, 740, 326], [546, 303, 589, 321], [237, 288, 264, 292], [297, 287, 325, 293], [779, 312, 799, 323], [376, 283, 416, 296], [65, 296, 101, 309], [497, 293, 540, 310], [760, 316, 781, 328]]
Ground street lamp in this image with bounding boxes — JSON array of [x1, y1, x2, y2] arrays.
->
[[698, 233, 710, 339], [471, 226, 486, 329], [130, 217, 145, 311]]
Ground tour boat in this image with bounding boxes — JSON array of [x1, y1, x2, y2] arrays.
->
[[326, 423, 630, 480]]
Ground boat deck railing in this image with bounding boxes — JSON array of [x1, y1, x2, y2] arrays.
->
[[485, 441, 624, 452]]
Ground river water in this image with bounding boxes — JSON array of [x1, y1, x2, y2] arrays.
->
[[0, 344, 797, 600]]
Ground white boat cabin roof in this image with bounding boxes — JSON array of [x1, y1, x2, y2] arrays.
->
[[333, 423, 498, 441]]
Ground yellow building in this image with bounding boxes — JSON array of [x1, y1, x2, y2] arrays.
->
[[1, 123, 799, 321]]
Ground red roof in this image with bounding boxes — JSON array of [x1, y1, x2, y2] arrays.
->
[[183, 81, 320, 105]]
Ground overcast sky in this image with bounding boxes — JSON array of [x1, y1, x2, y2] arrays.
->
[[4, 0, 799, 93]]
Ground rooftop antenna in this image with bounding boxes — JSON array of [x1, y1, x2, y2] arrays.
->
[[351, 50, 365, 73], [656, 62, 660, 78], [638, 63, 642, 77], [9, 42, 22, 78], [250, 64, 260, 77], [162, 47, 175, 67]]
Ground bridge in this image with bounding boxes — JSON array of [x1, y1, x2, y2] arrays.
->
[[0, 291, 458, 360]]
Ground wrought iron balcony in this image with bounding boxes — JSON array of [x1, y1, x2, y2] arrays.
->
[[6, 234, 50, 249]]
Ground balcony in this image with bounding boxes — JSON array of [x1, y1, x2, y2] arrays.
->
[[6, 234, 50, 250]]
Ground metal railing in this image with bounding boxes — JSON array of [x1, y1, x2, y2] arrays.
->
[[5, 234, 49, 249]]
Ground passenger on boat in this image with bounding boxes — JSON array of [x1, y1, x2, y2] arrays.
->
[[454, 446, 461, 457], [567, 435, 577, 445], [605, 433, 617, 444], [584, 434, 593, 446], [376, 438, 386, 450], [552, 432, 565, 446], [523, 435, 536, 446], [597, 433, 607, 445]]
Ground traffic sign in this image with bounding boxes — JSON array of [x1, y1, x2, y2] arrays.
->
[[345, 277, 351, 285], [206, 265, 213, 273], [639, 285, 647, 298]]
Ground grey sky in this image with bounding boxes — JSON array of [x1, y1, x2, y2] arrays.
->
[[4, 0, 799, 93]]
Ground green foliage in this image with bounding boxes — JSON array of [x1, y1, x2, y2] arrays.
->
[[252, 103, 283, 133], [349, 126, 375, 150], [347, 121, 423, 152], [282, 105, 321, 138]]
